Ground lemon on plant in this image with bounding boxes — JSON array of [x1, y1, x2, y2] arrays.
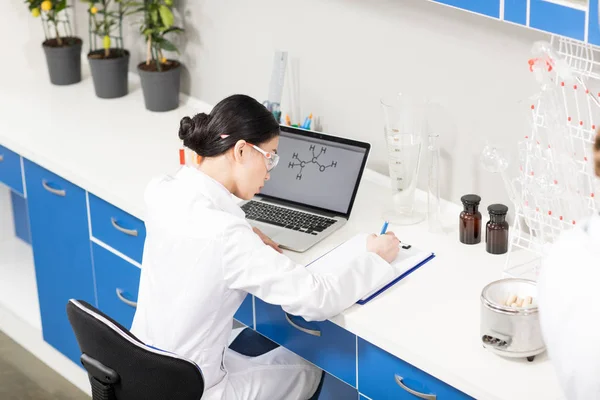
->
[[90, 6, 98, 14], [103, 35, 111, 49], [31, 8, 40, 17], [41, 1, 52, 11]]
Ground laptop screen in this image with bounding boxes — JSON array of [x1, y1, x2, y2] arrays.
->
[[259, 127, 370, 217]]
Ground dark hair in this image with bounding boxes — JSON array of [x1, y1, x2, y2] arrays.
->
[[178, 94, 280, 157]]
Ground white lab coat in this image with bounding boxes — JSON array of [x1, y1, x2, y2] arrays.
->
[[130, 166, 395, 400], [538, 213, 600, 400]]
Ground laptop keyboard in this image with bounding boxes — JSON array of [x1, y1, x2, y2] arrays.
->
[[241, 201, 337, 235]]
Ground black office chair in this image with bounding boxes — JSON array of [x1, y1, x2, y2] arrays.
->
[[66, 299, 204, 400], [67, 299, 323, 400]]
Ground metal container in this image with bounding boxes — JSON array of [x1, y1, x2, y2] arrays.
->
[[480, 278, 545, 362]]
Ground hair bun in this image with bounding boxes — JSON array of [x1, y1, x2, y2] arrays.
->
[[192, 112, 210, 131], [178, 116, 195, 141]]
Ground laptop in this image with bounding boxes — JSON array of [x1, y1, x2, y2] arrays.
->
[[239, 125, 371, 252]]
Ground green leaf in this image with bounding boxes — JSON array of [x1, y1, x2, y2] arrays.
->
[[161, 26, 183, 34], [150, 9, 158, 24], [158, 5, 174, 28], [158, 38, 177, 52], [125, 6, 145, 15], [55, 0, 67, 13]]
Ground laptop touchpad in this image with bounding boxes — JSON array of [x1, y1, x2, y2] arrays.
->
[[253, 224, 280, 239]]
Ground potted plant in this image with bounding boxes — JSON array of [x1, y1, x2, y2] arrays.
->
[[135, 0, 184, 112], [82, 0, 135, 99], [26, 0, 83, 85]]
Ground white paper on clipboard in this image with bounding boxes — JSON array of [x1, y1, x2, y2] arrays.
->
[[306, 233, 434, 302]]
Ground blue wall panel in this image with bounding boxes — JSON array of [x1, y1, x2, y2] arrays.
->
[[589, 0, 600, 46], [504, 0, 527, 25], [433, 0, 501, 18], [530, 0, 585, 41]]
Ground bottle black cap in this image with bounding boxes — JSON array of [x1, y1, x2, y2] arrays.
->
[[461, 194, 481, 205], [488, 204, 509, 215]]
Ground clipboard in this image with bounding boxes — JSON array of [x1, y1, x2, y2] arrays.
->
[[306, 233, 435, 305]]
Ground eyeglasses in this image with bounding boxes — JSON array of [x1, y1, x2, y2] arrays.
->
[[247, 143, 280, 172], [219, 134, 279, 171]]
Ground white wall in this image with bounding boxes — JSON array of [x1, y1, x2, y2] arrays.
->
[[8, 0, 550, 216]]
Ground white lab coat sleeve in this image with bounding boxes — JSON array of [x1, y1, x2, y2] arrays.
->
[[538, 227, 600, 400], [220, 221, 395, 321]]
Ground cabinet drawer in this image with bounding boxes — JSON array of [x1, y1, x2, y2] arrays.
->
[[0, 145, 23, 195], [89, 194, 146, 263], [24, 159, 96, 365], [358, 339, 473, 399], [255, 298, 356, 387], [93, 243, 141, 329]]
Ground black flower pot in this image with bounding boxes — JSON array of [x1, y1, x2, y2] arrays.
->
[[42, 37, 83, 86], [137, 61, 182, 112], [88, 49, 130, 99]]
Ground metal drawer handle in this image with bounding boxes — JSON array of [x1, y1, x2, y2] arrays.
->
[[42, 180, 66, 196], [111, 217, 138, 237], [284, 313, 321, 337], [116, 288, 137, 308], [395, 375, 436, 400]]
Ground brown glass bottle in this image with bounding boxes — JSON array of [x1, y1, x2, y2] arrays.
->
[[486, 204, 509, 254], [459, 194, 482, 244]]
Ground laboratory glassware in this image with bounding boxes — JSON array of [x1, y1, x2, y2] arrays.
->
[[459, 194, 482, 245], [486, 204, 510, 255], [380, 93, 426, 225]]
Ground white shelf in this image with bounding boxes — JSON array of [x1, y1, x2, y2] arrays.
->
[[0, 186, 41, 332]]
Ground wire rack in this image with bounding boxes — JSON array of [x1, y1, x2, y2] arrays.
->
[[502, 36, 600, 280]]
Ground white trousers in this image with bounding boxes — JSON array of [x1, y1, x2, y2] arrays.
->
[[205, 328, 322, 400]]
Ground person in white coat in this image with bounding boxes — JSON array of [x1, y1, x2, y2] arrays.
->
[[130, 94, 401, 400], [537, 132, 600, 399]]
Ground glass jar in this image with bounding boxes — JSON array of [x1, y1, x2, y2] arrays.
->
[[486, 204, 509, 254], [459, 194, 482, 244]]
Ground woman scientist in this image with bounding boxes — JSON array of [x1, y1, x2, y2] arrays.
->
[[538, 131, 600, 399], [130, 94, 401, 400]]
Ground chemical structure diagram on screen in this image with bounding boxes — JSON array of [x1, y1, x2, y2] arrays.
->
[[288, 144, 337, 180]]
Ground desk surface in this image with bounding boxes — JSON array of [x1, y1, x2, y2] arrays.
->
[[0, 56, 563, 400]]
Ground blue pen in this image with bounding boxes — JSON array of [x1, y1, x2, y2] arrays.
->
[[380, 220, 389, 235]]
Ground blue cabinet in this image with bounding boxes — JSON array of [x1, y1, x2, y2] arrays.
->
[[24, 159, 96, 365], [89, 194, 146, 264], [255, 298, 357, 387], [318, 373, 358, 400], [10, 191, 30, 244], [0, 145, 24, 195], [358, 338, 473, 399], [92, 243, 141, 330], [234, 295, 254, 328]]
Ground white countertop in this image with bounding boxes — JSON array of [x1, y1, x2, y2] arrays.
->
[[0, 59, 564, 400]]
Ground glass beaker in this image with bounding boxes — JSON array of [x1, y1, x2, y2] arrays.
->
[[380, 93, 425, 225]]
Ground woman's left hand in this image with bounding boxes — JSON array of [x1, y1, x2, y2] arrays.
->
[[252, 227, 283, 253]]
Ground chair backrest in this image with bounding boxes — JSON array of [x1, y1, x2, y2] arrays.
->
[[66, 299, 204, 400]]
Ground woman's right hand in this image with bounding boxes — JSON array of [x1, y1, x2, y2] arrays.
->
[[367, 231, 401, 263]]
